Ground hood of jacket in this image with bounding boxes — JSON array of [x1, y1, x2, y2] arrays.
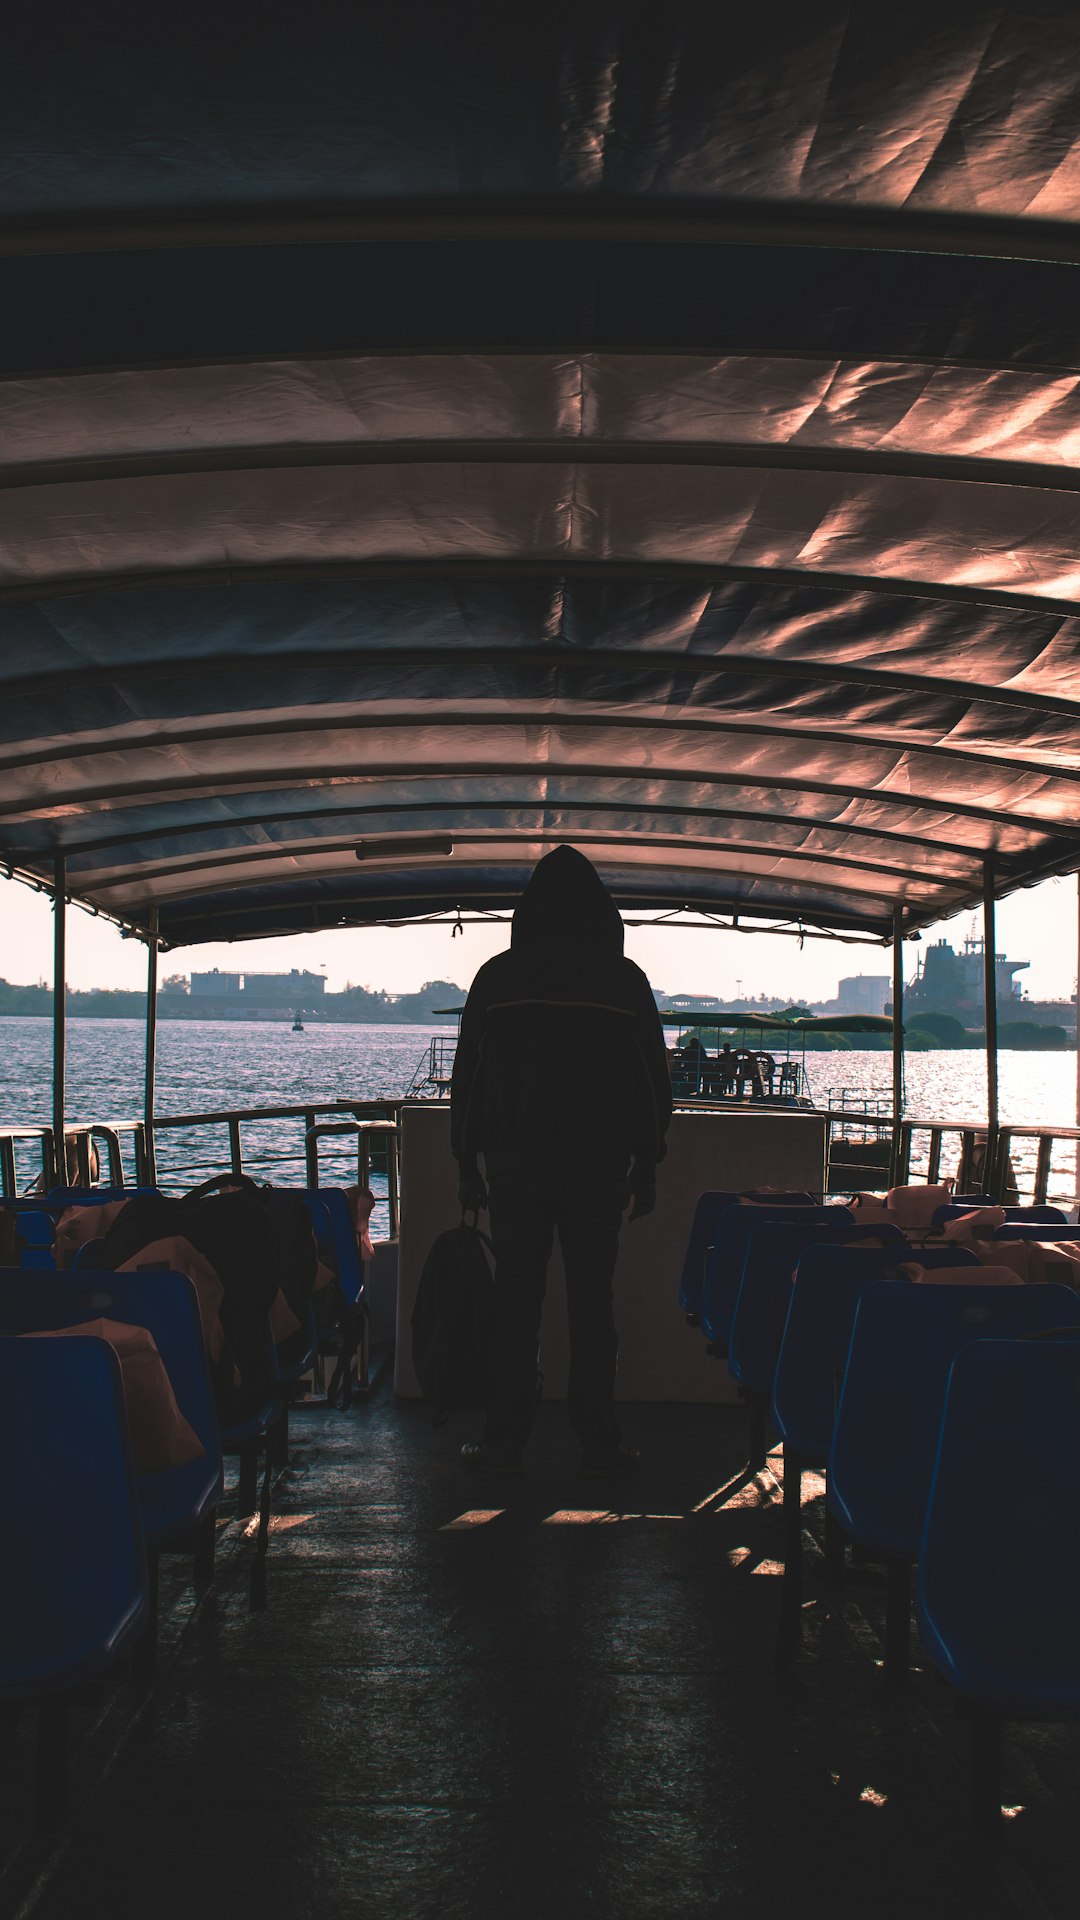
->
[[510, 845, 624, 954]]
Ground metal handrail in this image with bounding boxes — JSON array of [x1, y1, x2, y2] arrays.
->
[[304, 1120, 400, 1233]]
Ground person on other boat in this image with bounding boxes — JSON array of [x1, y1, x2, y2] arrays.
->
[[717, 1042, 737, 1094], [677, 1034, 707, 1095], [450, 845, 672, 1476], [735, 1049, 763, 1098]]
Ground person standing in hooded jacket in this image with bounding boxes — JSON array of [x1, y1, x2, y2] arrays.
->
[[450, 845, 672, 1475]]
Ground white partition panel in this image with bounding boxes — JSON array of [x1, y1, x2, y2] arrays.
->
[[394, 1103, 827, 1404]]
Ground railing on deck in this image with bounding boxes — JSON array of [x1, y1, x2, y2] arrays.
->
[[4, 1100, 1077, 1220], [0, 1121, 150, 1196], [824, 1108, 1080, 1211], [0, 1101, 404, 1238]]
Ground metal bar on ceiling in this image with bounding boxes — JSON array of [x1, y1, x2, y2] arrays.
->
[[4, 196, 1080, 263], [0, 557, 1078, 623], [8, 437, 1080, 496], [74, 830, 978, 898], [0, 757, 1071, 841], [0, 704, 1073, 795], [7, 789, 1040, 870], [5, 643, 1080, 725]]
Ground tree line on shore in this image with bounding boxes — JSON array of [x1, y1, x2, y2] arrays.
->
[[0, 979, 466, 1023]]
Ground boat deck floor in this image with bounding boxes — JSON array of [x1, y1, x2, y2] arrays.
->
[[3, 1388, 1078, 1920]]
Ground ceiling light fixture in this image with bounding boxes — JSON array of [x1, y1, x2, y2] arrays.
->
[[355, 836, 454, 861]]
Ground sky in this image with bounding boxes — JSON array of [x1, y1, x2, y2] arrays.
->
[[1, 868, 1075, 1008]]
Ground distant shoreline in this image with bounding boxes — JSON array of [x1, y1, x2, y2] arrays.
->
[[0, 1010, 456, 1025]]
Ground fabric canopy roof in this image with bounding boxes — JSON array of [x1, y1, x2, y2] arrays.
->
[[4, 6, 1080, 947]]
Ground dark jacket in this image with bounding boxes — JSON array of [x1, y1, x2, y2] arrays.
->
[[450, 847, 672, 1186]]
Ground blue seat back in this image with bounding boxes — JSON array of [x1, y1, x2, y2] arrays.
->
[[729, 1218, 908, 1396], [701, 1204, 851, 1347], [773, 1243, 917, 1459], [993, 1223, 1080, 1241], [46, 1187, 158, 1208], [677, 1192, 738, 1315], [72, 1237, 108, 1270], [829, 1281, 1080, 1560], [917, 1337, 1080, 1714], [932, 1201, 1068, 1229], [0, 1268, 222, 1546], [300, 1188, 364, 1307], [0, 1335, 149, 1694], [13, 1210, 56, 1268], [931, 1199, 993, 1227]]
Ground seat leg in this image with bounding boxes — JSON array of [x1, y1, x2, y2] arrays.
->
[[237, 1440, 258, 1518], [274, 1400, 290, 1467], [36, 1696, 68, 1830], [969, 1705, 1003, 1840], [133, 1549, 159, 1682], [883, 1557, 911, 1688], [747, 1394, 768, 1472], [774, 1447, 803, 1669], [249, 1427, 277, 1612], [193, 1510, 216, 1596], [824, 1505, 846, 1584]]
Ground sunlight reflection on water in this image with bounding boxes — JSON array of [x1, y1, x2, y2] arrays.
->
[[1, 1019, 1077, 1208]]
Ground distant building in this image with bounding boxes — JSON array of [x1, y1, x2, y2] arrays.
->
[[183, 968, 326, 1017], [191, 970, 241, 998], [240, 970, 325, 1006], [834, 974, 890, 1016]]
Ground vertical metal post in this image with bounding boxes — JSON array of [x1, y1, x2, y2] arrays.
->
[[889, 906, 904, 1185], [983, 861, 1000, 1199], [143, 911, 158, 1187], [52, 856, 66, 1189]]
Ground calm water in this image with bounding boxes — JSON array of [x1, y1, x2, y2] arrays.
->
[[1, 1018, 1077, 1208]]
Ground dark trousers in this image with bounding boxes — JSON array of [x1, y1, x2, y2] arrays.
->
[[484, 1168, 627, 1449]]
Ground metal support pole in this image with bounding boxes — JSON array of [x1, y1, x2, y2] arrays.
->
[[983, 861, 1000, 1199], [52, 856, 66, 1189], [143, 911, 159, 1188], [890, 906, 904, 1185]]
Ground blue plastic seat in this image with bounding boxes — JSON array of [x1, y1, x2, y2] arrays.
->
[[728, 1214, 878, 1471], [45, 1186, 158, 1208], [72, 1236, 108, 1270], [0, 1268, 225, 1644], [918, 1335, 1080, 1833], [701, 1204, 850, 1351], [828, 1280, 1080, 1684], [932, 1200, 1068, 1229], [992, 1222, 1080, 1241], [299, 1187, 368, 1404], [0, 1335, 149, 1825], [770, 1244, 979, 1663], [13, 1209, 56, 1269], [676, 1191, 738, 1318], [730, 1218, 909, 1397]]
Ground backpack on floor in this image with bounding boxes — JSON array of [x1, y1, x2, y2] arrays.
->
[[411, 1219, 495, 1426]]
